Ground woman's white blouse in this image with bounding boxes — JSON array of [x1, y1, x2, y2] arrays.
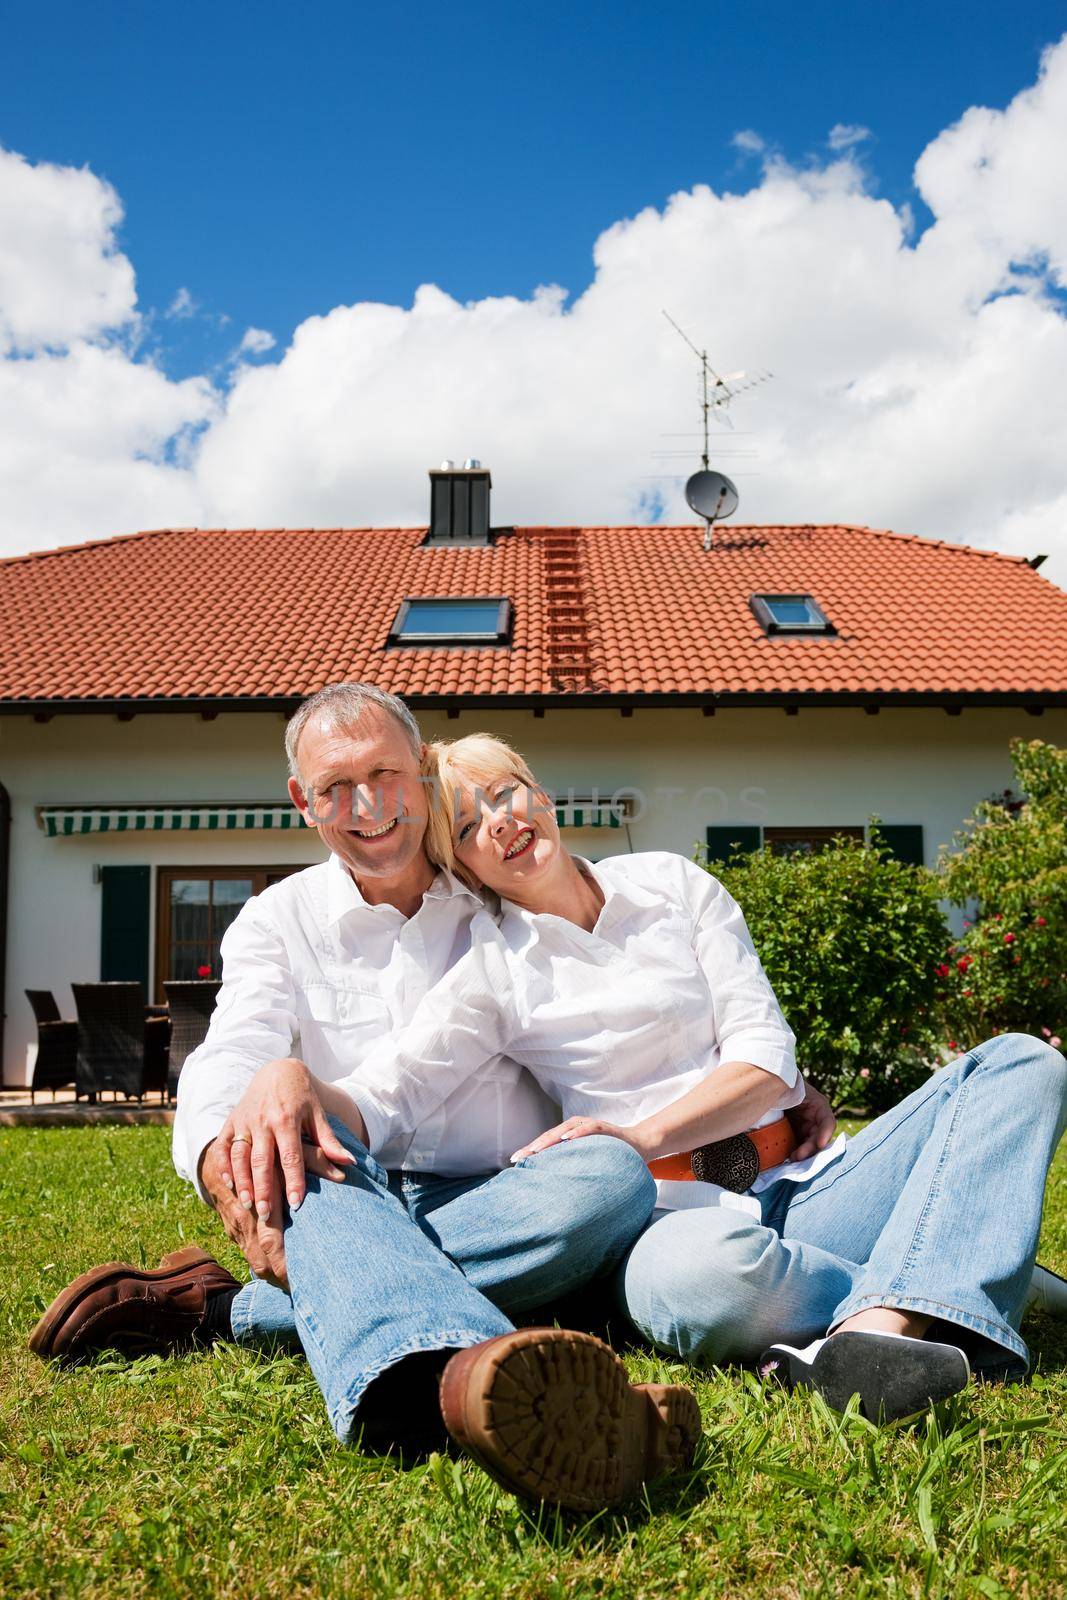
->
[[340, 852, 846, 1212]]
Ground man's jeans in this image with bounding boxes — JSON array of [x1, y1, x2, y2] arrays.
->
[[621, 1033, 1067, 1378], [230, 1124, 656, 1442]]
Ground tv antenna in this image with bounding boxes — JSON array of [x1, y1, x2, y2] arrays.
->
[[662, 311, 763, 549], [661, 309, 772, 458]]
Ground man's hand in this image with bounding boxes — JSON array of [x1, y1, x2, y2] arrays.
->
[[198, 1136, 290, 1290], [786, 1077, 837, 1161], [216, 1058, 356, 1225]]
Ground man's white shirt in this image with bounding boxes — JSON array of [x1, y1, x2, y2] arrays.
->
[[338, 852, 847, 1214], [171, 852, 559, 1199]]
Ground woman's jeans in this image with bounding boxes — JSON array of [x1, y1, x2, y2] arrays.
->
[[229, 1126, 656, 1442], [621, 1033, 1067, 1378]]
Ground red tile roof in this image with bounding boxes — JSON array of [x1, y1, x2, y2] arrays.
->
[[1, 522, 1065, 706]]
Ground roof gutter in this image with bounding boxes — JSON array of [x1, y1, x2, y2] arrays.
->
[[2, 691, 1066, 716]]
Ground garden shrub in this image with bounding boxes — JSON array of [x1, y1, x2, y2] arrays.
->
[[701, 829, 947, 1111], [937, 738, 1067, 1054]]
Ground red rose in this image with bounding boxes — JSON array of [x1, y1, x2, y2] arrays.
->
[[197, 964, 212, 978], [936, 963, 951, 978], [1036, 917, 1047, 927], [1003, 932, 1015, 945], [957, 955, 973, 972]]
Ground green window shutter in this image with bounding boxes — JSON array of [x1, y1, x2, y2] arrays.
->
[[100, 865, 150, 990], [705, 825, 762, 864], [878, 825, 925, 867]]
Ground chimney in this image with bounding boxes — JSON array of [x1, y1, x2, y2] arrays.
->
[[424, 459, 492, 546]]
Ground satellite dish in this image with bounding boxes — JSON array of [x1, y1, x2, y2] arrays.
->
[[685, 469, 738, 523]]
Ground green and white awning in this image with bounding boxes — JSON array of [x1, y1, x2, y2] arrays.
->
[[554, 802, 625, 829], [38, 798, 627, 837], [38, 803, 302, 837]]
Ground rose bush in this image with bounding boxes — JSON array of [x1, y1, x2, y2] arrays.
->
[[937, 738, 1067, 1053]]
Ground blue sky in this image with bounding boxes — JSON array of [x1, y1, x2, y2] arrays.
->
[[5, 0, 1065, 379]]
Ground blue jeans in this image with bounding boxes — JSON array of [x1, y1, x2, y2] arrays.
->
[[230, 1121, 656, 1442], [620, 1033, 1067, 1379]]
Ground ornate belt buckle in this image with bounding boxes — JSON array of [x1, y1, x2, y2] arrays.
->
[[690, 1133, 761, 1192]]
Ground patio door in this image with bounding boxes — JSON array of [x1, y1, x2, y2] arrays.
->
[[155, 867, 302, 999]]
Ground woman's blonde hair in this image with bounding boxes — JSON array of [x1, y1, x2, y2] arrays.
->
[[423, 733, 543, 887]]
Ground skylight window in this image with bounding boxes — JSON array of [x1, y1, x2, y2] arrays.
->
[[388, 597, 512, 647], [749, 593, 836, 635]]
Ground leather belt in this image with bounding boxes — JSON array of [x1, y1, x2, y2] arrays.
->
[[647, 1117, 798, 1193]]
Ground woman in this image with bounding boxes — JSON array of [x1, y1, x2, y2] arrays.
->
[[223, 733, 1067, 1421]]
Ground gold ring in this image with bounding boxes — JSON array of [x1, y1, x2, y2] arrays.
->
[[230, 1135, 252, 1145]]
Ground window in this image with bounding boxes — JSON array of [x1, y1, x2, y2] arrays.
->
[[155, 866, 303, 998], [388, 597, 511, 646], [749, 593, 835, 634], [764, 826, 864, 856], [706, 824, 921, 863]]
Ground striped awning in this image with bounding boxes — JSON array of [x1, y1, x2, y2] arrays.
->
[[37, 803, 301, 837], [37, 797, 628, 837], [554, 802, 625, 829]]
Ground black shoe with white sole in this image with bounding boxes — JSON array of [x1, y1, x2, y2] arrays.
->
[[758, 1330, 970, 1423]]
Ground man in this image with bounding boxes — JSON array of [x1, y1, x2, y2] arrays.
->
[[29, 682, 702, 1511]]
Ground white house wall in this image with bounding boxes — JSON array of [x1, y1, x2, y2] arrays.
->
[[2, 706, 1063, 1085]]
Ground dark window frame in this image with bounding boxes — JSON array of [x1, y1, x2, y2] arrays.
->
[[387, 596, 512, 648], [749, 592, 836, 635], [705, 823, 924, 865], [155, 865, 304, 1002], [764, 825, 865, 855]]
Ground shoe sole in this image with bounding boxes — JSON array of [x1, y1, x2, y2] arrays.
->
[[28, 1245, 217, 1361], [439, 1328, 701, 1512], [760, 1332, 970, 1423], [1027, 1263, 1067, 1316]]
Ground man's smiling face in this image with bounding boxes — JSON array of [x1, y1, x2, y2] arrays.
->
[[288, 707, 431, 885]]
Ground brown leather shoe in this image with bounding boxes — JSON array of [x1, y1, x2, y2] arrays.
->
[[438, 1327, 701, 1511], [28, 1246, 239, 1365]]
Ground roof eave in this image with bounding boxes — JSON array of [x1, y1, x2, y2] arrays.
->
[[3, 689, 1065, 717]]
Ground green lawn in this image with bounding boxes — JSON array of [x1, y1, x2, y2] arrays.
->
[[1, 1125, 1065, 1600]]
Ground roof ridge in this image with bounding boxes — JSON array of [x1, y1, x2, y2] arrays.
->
[[857, 524, 1030, 566], [0, 526, 195, 569]]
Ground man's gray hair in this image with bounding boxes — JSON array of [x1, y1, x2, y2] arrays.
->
[[285, 683, 423, 783]]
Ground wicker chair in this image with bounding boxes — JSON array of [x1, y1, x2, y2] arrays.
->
[[25, 989, 78, 1102], [72, 982, 169, 1102], [163, 980, 221, 1099]]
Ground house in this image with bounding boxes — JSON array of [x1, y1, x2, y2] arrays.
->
[[2, 462, 1065, 1085]]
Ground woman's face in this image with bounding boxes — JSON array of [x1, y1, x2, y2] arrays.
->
[[450, 770, 563, 896]]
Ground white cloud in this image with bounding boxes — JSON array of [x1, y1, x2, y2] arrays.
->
[[0, 144, 214, 546], [828, 123, 871, 151], [0, 146, 135, 353], [731, 129, 765, 155], [915, 34, 1067, 287], [237, 326, 276, 356], [2, 35, 1067, 592], [166, 286, 198, 319]]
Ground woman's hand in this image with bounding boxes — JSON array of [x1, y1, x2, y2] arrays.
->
[[511, 1115, 654, 1164], [218, 1057, 355, 1222]]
